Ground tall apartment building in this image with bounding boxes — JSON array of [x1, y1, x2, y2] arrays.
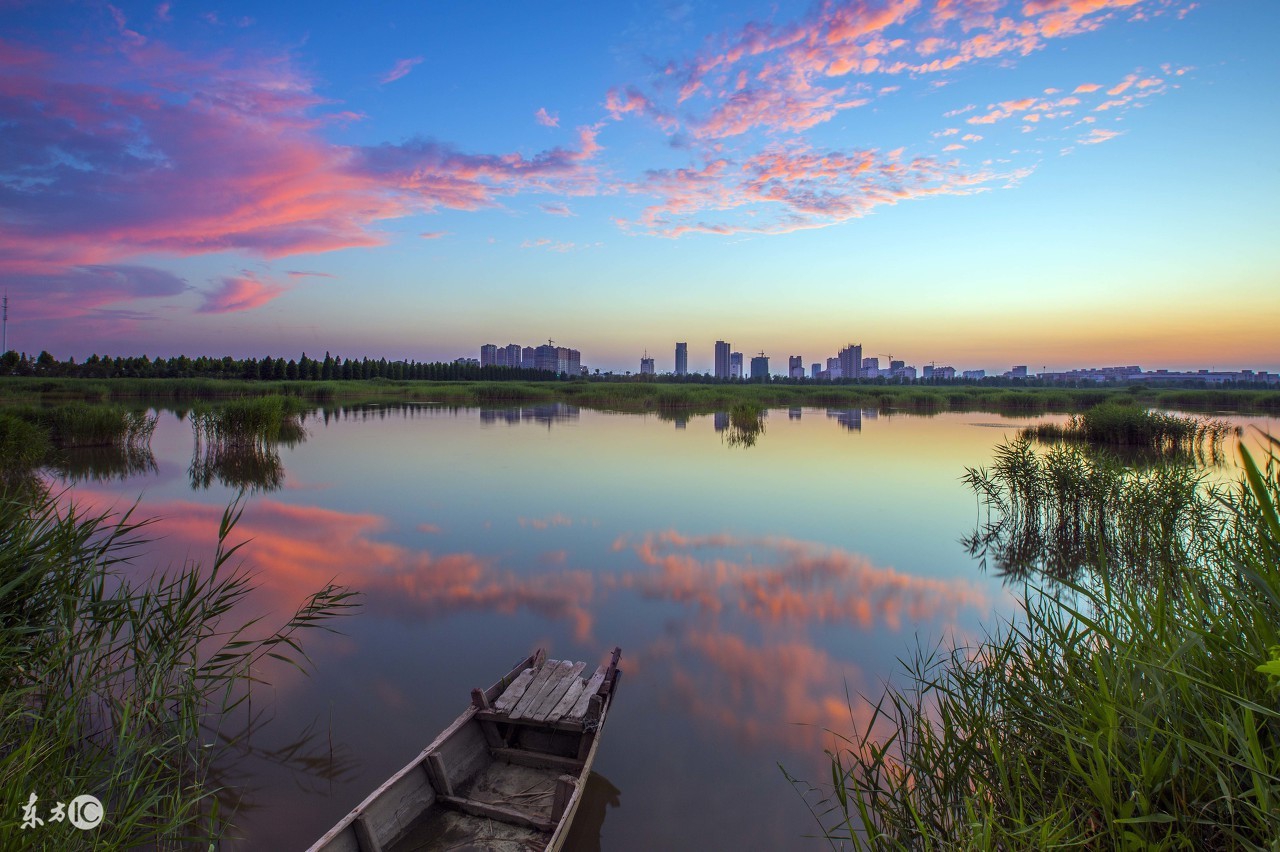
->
[[826, 356, 842, 379], [838, 343, 862, 380], [480, 344, 498, 367], [730, 352, 743, 379], [640, 352, 655, 375], [522, 346, 536, 369], [811, 363, 821, 379], [750, 353, 769, 380], [788, 355, 804, 379], [714, 340, 731, 379], [675, 342, 688, 376], [861, 357, 880, 378], [506, 343, 523, 368]]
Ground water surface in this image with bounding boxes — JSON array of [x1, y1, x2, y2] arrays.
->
[[57, 404, 1278, 849]]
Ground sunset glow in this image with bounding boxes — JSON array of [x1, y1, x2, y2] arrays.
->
[[2, 1, 1276, 371]]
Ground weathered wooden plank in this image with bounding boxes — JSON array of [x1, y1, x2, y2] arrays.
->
[[530, 661, 586, 722], [492, 667, 537, 713], [511, 660, 571, 720], [551, 775, 577, 823], [438, 795, 557, 834], [568, 666, 608, 720], [490, 747, 585, 774], [353, 815, 382, 852], [546, 678, 586, 722], [425, 753, 454, 798], [475, 708, 585, 733]]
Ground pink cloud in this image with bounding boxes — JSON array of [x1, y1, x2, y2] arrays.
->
[[198, 274, 288, 313], [418, 231, 449, 240], [0, 31, 603, 288], [621, 144, 1028, 238], [1080, 127, 1124, 144], [626, 0, 1189, 141], [380, 57, 423, 85], [1074, 82, 1102, 92], [539, 203, 575, 216], [534, 107, 559, 127]]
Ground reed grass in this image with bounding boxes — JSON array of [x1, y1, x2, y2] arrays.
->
[[4, 403, 156, 450], [1021, 402, 1238, 462], [790, 435, 1280, 848], [0, 490, 358, 849], [4, 377, 1277, 415]]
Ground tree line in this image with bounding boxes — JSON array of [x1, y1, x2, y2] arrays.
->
[[0, 350, 560, 382]]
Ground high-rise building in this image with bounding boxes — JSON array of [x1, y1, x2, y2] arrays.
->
[[838, 343, 862, 380], [826, 356, 842, 379], [522, 346, 536, 369], [480, 344, 497, 367], [788, 355, 804, 379], [534, 344, 558, 373], [640, 352, 655, 375], [496, 347, 509, 367], [730, 352, 743, 379], [714, 340, 731, 379], [675, 342, 688, 376], [750, 352, 769, 380], [811, 363, 821, 379], [506, 344, 522, 368]]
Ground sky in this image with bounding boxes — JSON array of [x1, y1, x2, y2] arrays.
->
[[2, 0, 1278, 374]]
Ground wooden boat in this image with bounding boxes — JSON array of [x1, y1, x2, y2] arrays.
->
[[309, 647, 622, 852]]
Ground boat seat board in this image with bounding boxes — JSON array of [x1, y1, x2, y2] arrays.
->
[[492, 658, 606, 725]]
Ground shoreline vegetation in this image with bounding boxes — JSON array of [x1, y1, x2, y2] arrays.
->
[[0, 491, 359, 849], [790, 431, 1280, 847], [2, 376, 1279, 417]]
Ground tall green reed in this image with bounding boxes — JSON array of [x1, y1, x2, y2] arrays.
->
[[0, 490, 358, 849], [791, 435, 1280, 849]]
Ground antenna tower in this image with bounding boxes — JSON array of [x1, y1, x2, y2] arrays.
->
[[2, 293, 8, 354]]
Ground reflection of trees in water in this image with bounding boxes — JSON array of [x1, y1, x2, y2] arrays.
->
[[962, 438, 1225, 584], [49, 444, 159, 482]]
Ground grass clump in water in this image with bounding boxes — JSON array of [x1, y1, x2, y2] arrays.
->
[[188, 397, 308, 491], [790, 435, 1280, 848], [0, 490, 358, 849], [1022, 401, 1238, 461]]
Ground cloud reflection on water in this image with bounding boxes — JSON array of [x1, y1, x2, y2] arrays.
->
[[61, 489, 995, 757]]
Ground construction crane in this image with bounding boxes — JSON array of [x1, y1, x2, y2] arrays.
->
[[878, 352, 894, 363]]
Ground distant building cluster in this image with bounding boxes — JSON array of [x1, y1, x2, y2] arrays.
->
[[642, 343, 1280, 384], [480, 342, 582, 375], [1038, 366, 1278, 384]]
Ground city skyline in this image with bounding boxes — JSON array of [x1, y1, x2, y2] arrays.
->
[[2, 2, 1277, 372]]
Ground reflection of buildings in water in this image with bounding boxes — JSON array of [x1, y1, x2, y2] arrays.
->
[[826, 408, 862, 432], [788, 407, 802, 420], [673, 415, 687, 430], [479, 404, 580, 427], [862, 408, 878, 420], [713, 412, 729, 432]]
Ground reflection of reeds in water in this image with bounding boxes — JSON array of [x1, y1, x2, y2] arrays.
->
[[724, 403, 766, 448], [49, 444, 159, 483], [188, 397, 307, 492], [961, 438, 1223, 583], [1019, 402, 1238, 466], [793, 435, 1280, 849]]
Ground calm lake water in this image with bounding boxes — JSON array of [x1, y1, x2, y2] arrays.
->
[[52, 403, 1280, 850]]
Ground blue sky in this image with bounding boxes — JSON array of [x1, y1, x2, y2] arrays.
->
[[2, 0, 1277, 372]]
